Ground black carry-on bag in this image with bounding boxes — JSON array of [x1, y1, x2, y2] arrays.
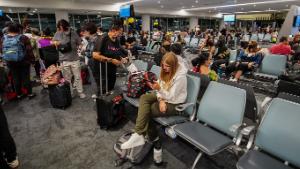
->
[[48, 82, 72, 109], [96, 62, 125, 129]]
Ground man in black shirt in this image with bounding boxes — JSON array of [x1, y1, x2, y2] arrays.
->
[[92, 25, 128, 93]]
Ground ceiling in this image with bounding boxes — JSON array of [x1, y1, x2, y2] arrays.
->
[[0, 0, 299, 16]]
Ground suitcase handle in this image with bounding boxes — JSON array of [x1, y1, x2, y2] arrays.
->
[[99, 61, 109, 96]]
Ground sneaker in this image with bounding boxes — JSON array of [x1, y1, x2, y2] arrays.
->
[[79, 93, 86, 99], [121, 133, 145, 149], [229, 78, 238, 82], [27, 93, 36, 99], [91, 94, 97, 99], [7, 158, 19, 169], [165, 127, 177, 139]]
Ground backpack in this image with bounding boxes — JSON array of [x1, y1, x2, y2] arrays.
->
[[127, 71, 157, 98], [2, 35, 25, 62], [114, 131, 154, 167]]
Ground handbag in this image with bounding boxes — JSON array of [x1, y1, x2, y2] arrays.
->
[[41, 65, 61, 85], [58, 31, 72, 53]]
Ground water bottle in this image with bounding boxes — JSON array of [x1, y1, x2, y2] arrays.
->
[[153, 140, 163, 166]]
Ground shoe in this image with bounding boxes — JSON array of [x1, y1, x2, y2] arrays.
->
[[79, 93, 86, 99], [27, 93, 36, 99], [229, 78, 238, 82], [91, 94, 97, 99], [7, 158, 19, 169], [121, 133, 145, 149], [165, 127, 177, 139]]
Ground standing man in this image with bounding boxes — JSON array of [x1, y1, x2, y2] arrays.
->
[[92, 25, 128, 93], [1, 22, 36, 99], [53, 19, 86, 99]]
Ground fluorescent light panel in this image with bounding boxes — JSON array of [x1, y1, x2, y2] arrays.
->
[[186, 0, 297, 11]]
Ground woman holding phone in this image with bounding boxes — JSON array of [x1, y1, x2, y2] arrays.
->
[[121, 52, 187, 149]]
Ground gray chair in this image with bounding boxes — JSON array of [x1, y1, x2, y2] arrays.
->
[[174, 81, 247, 169], [149, 65, 161, 78], [237, 98, 300, 169], [229, 49, 238, 62], [154, 71, 201, 126], [254, 54, 287, 79], [133, 60, 148, 72]]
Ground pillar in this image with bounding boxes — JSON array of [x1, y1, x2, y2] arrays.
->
[[189, 17, 198, 31], [142, 15, 150, 32], [55, 11, 69, 23]]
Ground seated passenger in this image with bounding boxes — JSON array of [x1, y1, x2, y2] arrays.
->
[[170, 43, 189, 71], [121, 52, 187, 149], [197, 52, 218, 81], [226, 40, 264, 82], [211, 39, 230, 73], [175, 34, 186, 46], [199, 38, 216, 56], [269, 36, 292, 56]]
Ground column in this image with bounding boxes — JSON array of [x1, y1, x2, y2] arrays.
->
[[142, 15, 150, 32], [189, 17, 198, 31], [55, 11, 69, 23]]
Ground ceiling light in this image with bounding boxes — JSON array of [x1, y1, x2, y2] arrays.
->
[[160, 5, 164, 8], [286, 4, 289, 7], [157, 1, 161, 4], [98, 11, 102, 14], [195, 0, 199, 3], [253, 4, 256, 7], [186, 0, 298, 11], [192, 5, 195, 8], [182, 6, 185, 8]]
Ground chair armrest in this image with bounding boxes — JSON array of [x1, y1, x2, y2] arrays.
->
[[230, 124, 242, 133], [241, 125, 256, 136], [175, 103, 195, 112]]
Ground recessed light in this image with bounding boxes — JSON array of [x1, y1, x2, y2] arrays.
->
[[157, 1, 161, 4], [195, 0, 199, 3], [253, 4, 256, 7], [160, 5, 164, 8], [192, 5, 195, 8], [286, 4, 289, 7]]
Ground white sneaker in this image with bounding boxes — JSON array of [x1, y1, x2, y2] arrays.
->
[[8, 158, 19, 169], [91, 94, 97, 99], [229, 78, 238, 82], [121, 133, 145, 149], [79, 93, 86, 99]]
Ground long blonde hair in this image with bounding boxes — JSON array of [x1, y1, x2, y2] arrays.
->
[[160, 52, 179, 90]]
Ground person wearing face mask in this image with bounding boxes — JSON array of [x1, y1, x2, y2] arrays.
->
[[227, 40, 264, 82], [121, 52, 187, 149], [92, 25, 128, 93], [53, 19, 86, 99]]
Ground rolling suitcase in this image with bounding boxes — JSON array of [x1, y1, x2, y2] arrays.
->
[[96, 62, 124, 129], [48, 82, 72, 109]]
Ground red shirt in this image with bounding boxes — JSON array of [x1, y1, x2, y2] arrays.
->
[[270, 43, 292, 55]]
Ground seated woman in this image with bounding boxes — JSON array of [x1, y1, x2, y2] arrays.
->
[[121, 52, 188, 149], [176, 34, 186, 46], [211, 39, 230, 73], [199, 38, 216, 56], [226, 40, 264, 82], [198, 52, 218, 81]]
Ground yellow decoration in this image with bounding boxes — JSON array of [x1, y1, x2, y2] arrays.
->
[[128, 17, 135, 24]]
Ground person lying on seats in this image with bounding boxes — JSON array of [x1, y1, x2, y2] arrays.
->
[[121, 52, 187, 149], [226, 40, 264, 82]]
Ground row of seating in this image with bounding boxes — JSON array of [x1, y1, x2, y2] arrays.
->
[[243, 33, 273, 42], [122, 63, 300, 168]]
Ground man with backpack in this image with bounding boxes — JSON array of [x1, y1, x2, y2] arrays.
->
[[1, 22, 36, 99]]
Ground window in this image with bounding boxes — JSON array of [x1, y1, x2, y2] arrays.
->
[[39, 14, 56, 34]]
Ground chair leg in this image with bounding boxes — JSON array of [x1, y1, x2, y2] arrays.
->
[[191, 152, 203, 169]]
